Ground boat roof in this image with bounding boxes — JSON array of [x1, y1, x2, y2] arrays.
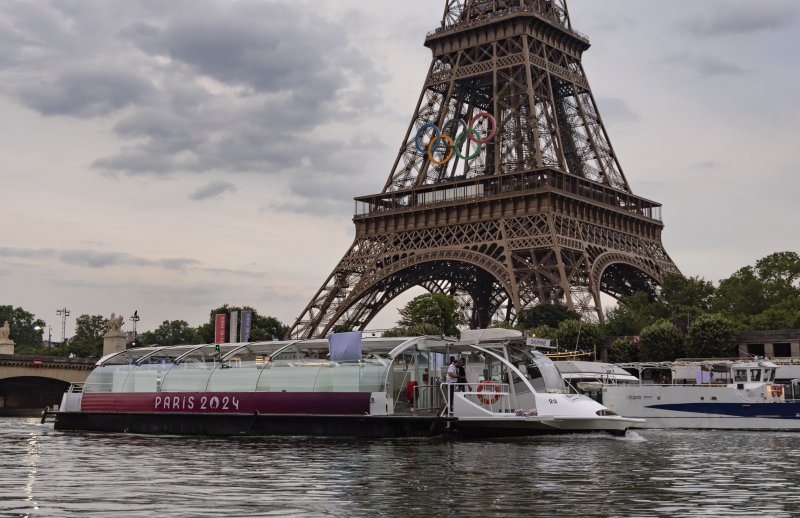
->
[[96, 336, 457, 366], [555, 361, 639, 382]]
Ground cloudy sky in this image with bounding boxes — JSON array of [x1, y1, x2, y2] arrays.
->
[[0, 0, 798, 338]]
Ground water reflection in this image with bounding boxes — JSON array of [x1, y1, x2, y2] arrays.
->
[[25, 431, 40, 515], [1, 419, 800, 517]]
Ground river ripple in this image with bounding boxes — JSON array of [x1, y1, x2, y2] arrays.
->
[[1, 418, 800, 517]]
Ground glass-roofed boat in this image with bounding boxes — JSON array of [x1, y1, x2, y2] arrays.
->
[[53, 330, 642, 438]]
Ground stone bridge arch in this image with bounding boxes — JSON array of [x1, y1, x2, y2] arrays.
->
[[0, 358, 94, 414]]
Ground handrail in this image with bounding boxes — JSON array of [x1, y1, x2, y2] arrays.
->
[[67, 382, 85, 394]]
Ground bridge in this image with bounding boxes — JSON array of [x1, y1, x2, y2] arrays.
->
[[0, 354, 95, 416]]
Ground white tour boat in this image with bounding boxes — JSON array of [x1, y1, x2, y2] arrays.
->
[[567, 359, 800, 430], [52, 331, 641, 438]]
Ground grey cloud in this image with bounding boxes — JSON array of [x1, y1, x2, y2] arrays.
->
[[596, 97, 641, 124], [694, 161, 720, 170], [190, 180, 236, 200], [686, 2, 798, 37], [15, 65, 154, 117], [0, 247, 198, 271], [659, 53, 746, 78], [0, 0, 386, 216]]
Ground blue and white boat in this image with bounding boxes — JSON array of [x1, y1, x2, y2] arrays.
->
[[591, 360, 800, 430]]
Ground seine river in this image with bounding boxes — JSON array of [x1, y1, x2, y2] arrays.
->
[[2, 418, 800, 517]]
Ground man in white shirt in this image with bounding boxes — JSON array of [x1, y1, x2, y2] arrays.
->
[[445, 356, 458, 412]]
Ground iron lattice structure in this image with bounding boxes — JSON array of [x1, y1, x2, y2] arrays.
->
[[289, 0, 678, 338]]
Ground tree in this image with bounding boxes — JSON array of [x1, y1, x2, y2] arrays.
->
[[748, 297, 800, 330], [685, 314, 739, 359], [660, 274, 715, 329], [65, 314, 107, 358], [0, 305, 44, 348], [141, 320, 199, 346], [383, 322, 442, 337], [608, 338, 639, 364], [753, 251, 800, 302], [397, 293, 463, 337], [639, 322, 685, 362], [604, 292, 668, 336], [712, 267, 768, 317], [517, 304, 580, 330], [553, 319, 605, 354], [250, 315, 290, 341]]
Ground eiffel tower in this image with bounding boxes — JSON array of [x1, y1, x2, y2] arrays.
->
[[289, 0, 679, 339]]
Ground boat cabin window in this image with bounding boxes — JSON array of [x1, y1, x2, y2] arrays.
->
[[767, 369, 776, 382], [750, 369, 761, 382], [734, 370, 747, 382]]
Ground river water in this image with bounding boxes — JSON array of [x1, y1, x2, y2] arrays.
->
[[1, 418, 799, 517]]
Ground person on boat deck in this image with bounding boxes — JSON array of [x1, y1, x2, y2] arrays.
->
[[446, 357, 458, 410], [456, 359, 468, 391]]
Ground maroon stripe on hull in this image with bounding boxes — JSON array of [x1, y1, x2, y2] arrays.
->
[[80, 392, 371, 415]]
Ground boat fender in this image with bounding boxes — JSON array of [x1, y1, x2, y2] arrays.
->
[[477, 381, 501, 405]]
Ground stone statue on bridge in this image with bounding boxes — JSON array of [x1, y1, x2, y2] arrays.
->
[[104, 313, 126, 357], [0, 320, 14, 355], [108, 313, 124, 333], [0, 321, 9, 341]]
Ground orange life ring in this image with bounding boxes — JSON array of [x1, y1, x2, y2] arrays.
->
[[476, 381, 501, 405]]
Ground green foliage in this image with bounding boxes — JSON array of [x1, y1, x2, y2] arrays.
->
[[383, 323, 442, 337], [140, 320, 199, 347], [748, 297, 800, 330], [518, 304, 580, 330], [686, 314, 739, 359], [754, 251, 800, 301], [397, 293, 464, 337], [528, 325, 557, 339], [65, 314, 107, 358], [250, 315, 290, 341], [661, 274, 715, 324], [639, 321, 685, 362], [604, 292, 668, 336], [712, 252, 800, 321], [608, 338, 639, 364], [712, 267, 768, 317], [0, 305, 44, 348], [553, 319, 605, 353]]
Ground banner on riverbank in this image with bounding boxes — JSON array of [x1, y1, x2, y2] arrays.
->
[[240, 311, 252, 343], [215, 314, 226, 343], [229, 311, 239, 343]]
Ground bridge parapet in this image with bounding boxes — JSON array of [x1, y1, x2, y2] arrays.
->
[[0, 354, 96, 370]]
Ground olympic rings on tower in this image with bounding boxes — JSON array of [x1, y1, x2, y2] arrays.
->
[[414, 112, 496, 165]]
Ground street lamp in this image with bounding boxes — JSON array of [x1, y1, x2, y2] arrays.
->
[[56, 307, 70, 344], [130, 310, 140, 347]]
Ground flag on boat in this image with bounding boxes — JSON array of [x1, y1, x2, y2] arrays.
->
[[329, 331, 362, 362]]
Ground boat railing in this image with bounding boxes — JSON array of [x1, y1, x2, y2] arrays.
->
[[441, 382, 513, 416], [410, 384, 445, 412], [67, 382, 85, 394]]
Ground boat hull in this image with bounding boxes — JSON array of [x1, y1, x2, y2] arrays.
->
[[602, 385, 800, 430], [54, 411, 452, 438], [53, 411, 636, 438]]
